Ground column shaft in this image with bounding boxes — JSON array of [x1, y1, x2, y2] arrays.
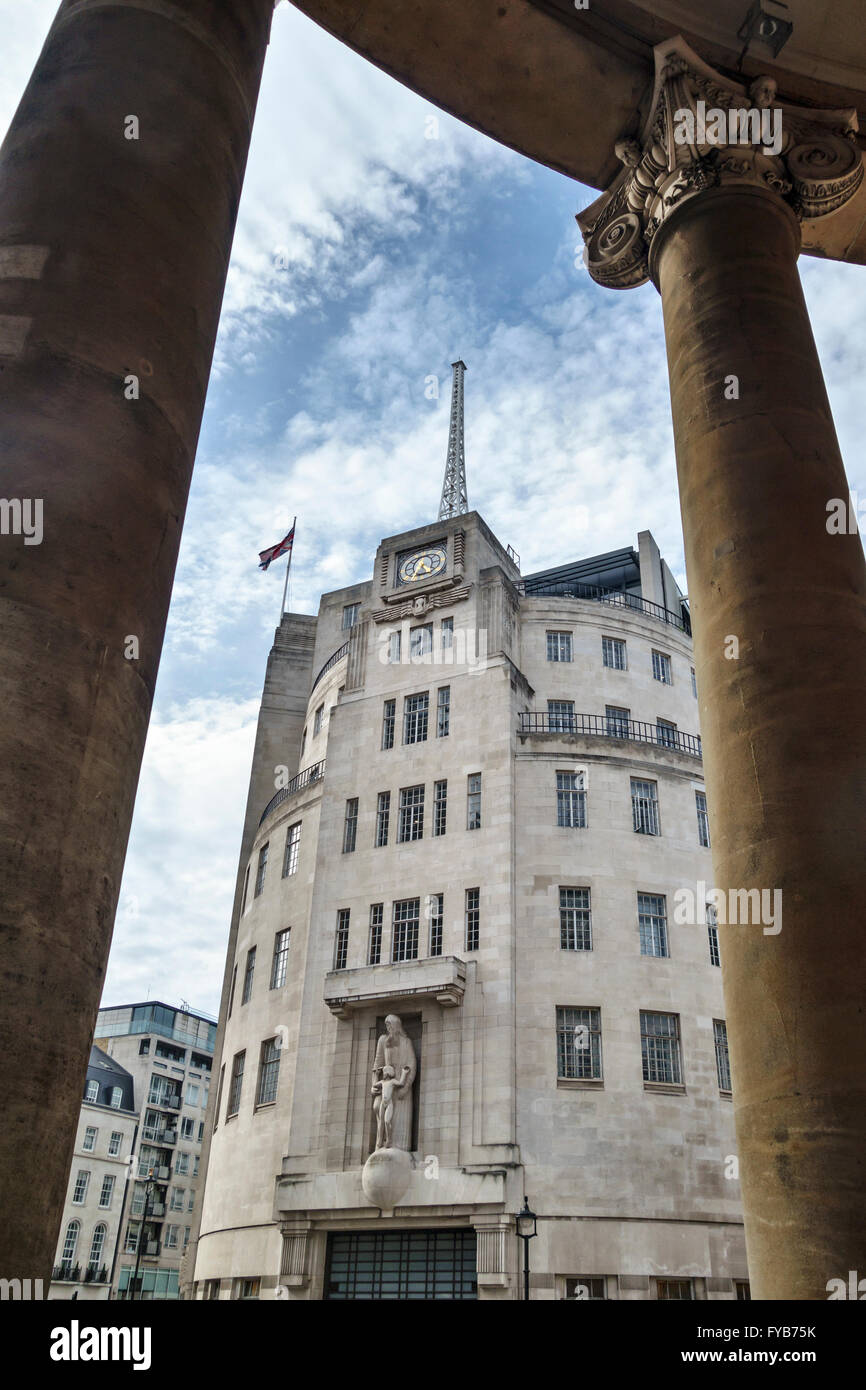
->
[[0, 0, 273, 1278], [654, 186, 866, 1299]]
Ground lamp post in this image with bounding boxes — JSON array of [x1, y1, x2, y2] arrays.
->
[[130, 1167, 155, 1301], [516, 1198, 537, 1302]]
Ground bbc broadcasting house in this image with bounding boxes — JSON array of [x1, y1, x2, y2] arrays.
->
[[185, 511, 747, 1301]]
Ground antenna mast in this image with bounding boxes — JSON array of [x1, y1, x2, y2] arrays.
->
[[438, 360, 469, 520]]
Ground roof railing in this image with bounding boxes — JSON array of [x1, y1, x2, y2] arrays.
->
[[258, 759, 326, 826], [518, 711, 702, 757]]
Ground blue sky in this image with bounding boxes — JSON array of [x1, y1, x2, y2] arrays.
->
[[4, 1, 866, 1015]]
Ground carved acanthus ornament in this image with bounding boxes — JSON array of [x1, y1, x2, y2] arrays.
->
[[578, 35, 863, 290]]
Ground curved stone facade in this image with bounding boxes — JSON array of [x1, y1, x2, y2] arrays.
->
[[193, 512, 745, 1300]]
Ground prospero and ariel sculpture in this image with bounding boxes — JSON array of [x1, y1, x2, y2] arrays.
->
[[361, 1014, 418, 1211]]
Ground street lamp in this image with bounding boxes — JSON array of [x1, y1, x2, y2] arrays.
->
[[516, 1197, 537, 1302], [130, 1166, 156, 1301]]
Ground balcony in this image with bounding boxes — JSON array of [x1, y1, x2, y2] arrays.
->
[[517, 580, 691, 634], [518, 712, 702, 758], [259, 758, 325, 826], [324, 955, 467, 1018]]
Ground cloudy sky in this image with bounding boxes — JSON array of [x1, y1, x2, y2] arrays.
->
[[4, 2, 865, 1016]]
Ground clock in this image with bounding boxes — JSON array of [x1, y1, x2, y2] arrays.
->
[[396, 544, 447, 585]]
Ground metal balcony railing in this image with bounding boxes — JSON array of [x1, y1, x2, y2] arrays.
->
[[518, 580, 691, 635], [310, 641, 349, 695], [258, 759, 326, 826], [518, 711, 702, 758]]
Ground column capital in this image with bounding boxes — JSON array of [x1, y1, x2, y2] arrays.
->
[[577, 35, 863, 290]]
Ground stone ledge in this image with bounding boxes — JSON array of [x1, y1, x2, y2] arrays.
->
[[324, 955, 467, 1017]]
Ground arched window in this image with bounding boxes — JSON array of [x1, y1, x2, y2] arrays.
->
[[89, 1223, 107, 1270], [85, 1079, 99, 1102], [109, 1086, 123, 1109], [61, 1220, 80, 1265]]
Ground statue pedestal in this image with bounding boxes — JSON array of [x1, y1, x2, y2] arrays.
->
[[361, 1148, 413, 1213]]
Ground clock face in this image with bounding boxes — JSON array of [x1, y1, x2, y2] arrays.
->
[[397, 545, 447, 585]]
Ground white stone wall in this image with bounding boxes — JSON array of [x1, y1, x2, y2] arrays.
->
[[194, 515, 746, 1300]]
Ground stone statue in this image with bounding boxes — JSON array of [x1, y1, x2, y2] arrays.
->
[[372, 1065, 412, 1150], [371, 1014, 416, 1151]]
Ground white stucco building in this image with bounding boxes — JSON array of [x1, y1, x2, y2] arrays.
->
[[188, 512, 748, 1300]]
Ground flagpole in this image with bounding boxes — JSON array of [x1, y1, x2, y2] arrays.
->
[[279, 516, 296, 621]]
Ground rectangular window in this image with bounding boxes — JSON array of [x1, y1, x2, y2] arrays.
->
[[368, 904, 383, 966], [388, 630, 401, 664], [342, 602, 359, 630], [313, 703, 325, 736], [375, 792, 390, 848], [428, 893, 444, 957], [714, 1019, 732, 1092], [343, 797, 359, 853], [99, 1175, 115, 1208], [638, 892, 669, 957], [657, 1278, 694, 1301], [410, 623, 433, 660], [170, 1187, 184, 1212], [254, 843, 268, 897], [175, 1152, 190, 1176], [164, 1225, 179, 1250], [690, 666, 697, 698], [282, 822, 301, 877], [556, 1006, 602, 1080], [403, 692, 429, 744], [640, 1011, 682, 1085], [257, 1038, 281, 1106], [556, 771, 586, 828], [227, 964, 237, 1019], [382, 699, 396, 750], [605, 704, 630, 739], [83, 1126, 98, 1152], [181, 1116, 194, 1140], [241, 947, 256, 1004], [108, 1132, 122, 1157], [441, 617, 453, 650], [398, 785, 425, 842], [565, 1277, 607, 1300], [467, 773, 482, 830], [696, 791, 710, 847], [602, 636, 627, 670], [548, 699, 575, 733], [271, 929, 290, 989], [652, 649, 673, 684], [465, 887, 480, 951], [631, 778, 660, 836], [213, 1065, 224, 1130], [241, 866, 250, 914], [546, 630, 573, 662], [735, 1281, 751, 1301], [73, 1171, 90, 1204], [186, 1083, 200, 1108], [433, 779, 447, 837], [707, 904, 720, 967], [392, 898, 420, 962], [656, 718, 678, 749], [334, 909, 350, 971], [227, 1053, 245, 1117], [437, 686, 450, 738], [560, 887, 592, 951]]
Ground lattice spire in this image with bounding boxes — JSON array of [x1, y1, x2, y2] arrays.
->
[[438, 360, 469, 520]]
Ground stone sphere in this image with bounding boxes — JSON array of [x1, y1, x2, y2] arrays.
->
[[361, 1147, 412, 1210]]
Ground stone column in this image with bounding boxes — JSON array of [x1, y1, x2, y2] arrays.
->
[[579, 37, 866, 1299], [0, 0, 274, 1280]]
